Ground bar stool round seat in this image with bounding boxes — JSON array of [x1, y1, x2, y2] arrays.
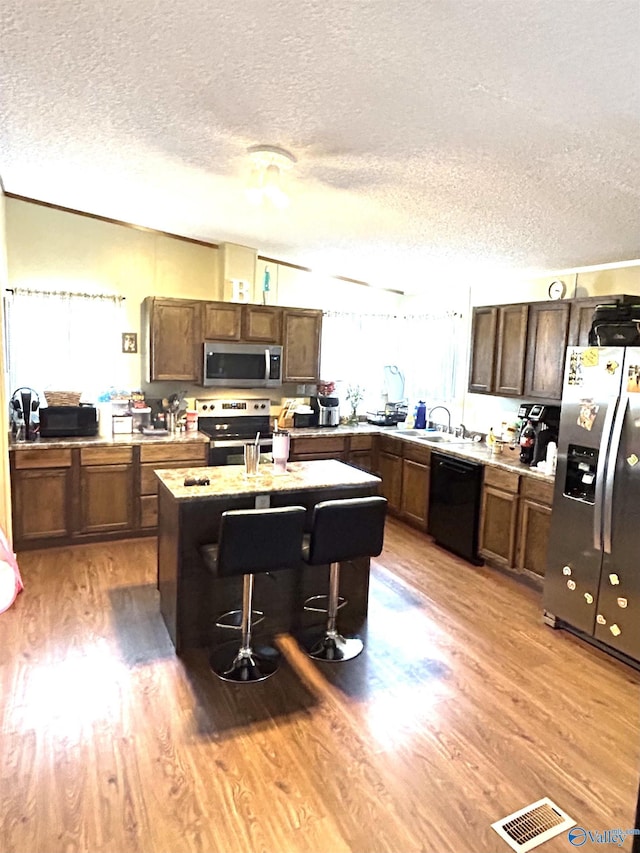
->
[[301, 495, 387, 662], [200, 505, 306, 683]]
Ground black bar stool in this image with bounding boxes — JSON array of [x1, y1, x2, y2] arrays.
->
[[200, 505, 306, 683], [301, 495, 387, 662]]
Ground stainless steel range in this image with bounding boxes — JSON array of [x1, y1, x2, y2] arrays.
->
[[195, 398, 274, 466]]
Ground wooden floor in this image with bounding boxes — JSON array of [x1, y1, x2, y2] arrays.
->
[[1, 518, 639, 853]]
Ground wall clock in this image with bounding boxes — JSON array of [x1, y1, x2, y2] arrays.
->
[[548, 280, 566, 300]]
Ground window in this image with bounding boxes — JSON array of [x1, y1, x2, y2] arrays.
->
[[4, 288, 125, 402], [320, 310, 463, 411]]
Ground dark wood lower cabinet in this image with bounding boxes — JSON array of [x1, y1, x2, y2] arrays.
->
[[11, 447, 74, 544], [79, 464, 134, 534], [374, 436, 430, 531], [480, 466, 554, 587], [479, 467, 520, 569], [377, 450, 402, 513], [400, 444, 430, 531], [10, 439, 209, 549], [12, 467, 73, 542], [517, 477, 554, 579]]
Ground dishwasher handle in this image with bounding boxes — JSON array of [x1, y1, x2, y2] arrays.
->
[[434, 457, 480, 476]]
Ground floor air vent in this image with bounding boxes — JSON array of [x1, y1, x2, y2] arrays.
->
[[491, 797, 576, 853]]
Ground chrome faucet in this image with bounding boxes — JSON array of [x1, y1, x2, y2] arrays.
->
[[428, 406, 451, 433]]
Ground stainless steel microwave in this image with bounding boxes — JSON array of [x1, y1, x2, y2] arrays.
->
[[203, 342, 283, 388]]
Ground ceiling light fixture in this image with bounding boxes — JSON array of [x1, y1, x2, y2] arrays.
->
[[246, 145, 296, 209]]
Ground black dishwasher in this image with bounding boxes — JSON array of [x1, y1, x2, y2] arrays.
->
[[428, 452, 484, 565]]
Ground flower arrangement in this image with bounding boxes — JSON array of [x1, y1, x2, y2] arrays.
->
[[345, 384, 365, 423]]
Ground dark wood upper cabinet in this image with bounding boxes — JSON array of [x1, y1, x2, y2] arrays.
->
[[145, 297, 322, 384], [468, 307, 498, 393], [524, 301, 571, 400], [201, 302, 242, 340], [202, 303, 282, 343], [468, 304, 529, 396], [242, 305, 282, 342], [567, 294, 638, 347], [147, 298, 202, 382], [494, 304, 529, 396], [282, 309, 322, 383], [467, 296, 633, 400]]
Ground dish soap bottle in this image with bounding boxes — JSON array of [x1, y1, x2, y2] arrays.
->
[[414, 401, 427, 430]]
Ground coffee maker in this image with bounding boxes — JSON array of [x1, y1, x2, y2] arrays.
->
[[528, 403, 561, 467], [310, 395, 340, 427]]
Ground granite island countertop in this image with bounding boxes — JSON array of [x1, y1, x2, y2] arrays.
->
[[155, 458, 381, 502]]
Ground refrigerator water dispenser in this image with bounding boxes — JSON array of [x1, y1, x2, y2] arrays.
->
[[564, 444, 598, 503]]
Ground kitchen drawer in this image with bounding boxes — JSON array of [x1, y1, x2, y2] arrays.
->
[[484, 465, 520, 494], [349, 434, 373, 451], [521, 476, 554, 505], [403, 442, 431, 465], [81, 446, 133, 465], [140, 442, 208, 463], [290, 436, 347, 456], [140, 460, 203, 495], [13, 448, 72, 469], [140, 495, 158, 528], [378, 434, 403, 456]]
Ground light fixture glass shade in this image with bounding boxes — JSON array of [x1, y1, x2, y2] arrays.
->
[[246, 146, 295, 208]]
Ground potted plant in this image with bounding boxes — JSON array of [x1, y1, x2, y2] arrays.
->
[[345, 384, 364, 424]]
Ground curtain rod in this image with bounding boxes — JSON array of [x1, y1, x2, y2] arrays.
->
[[323, 309, 462, 320], [5, 287, 125, 301]]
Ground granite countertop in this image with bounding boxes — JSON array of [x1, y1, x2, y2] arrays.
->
[[155, 458, 381, 502], [377, 427, 554, 482], [287, 424, 381, 438], [10, 430, 210, 450], [287, 422, 554, 482]]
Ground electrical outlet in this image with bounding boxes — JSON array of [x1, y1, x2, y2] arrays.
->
[[296, 384, 305, 395]]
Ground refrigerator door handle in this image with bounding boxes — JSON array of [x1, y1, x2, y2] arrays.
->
[[603, 393, 628, 554], [594, 397, 618, 551]]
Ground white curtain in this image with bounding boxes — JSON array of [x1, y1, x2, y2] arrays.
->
[[320, 310, 463, 413], [4, 288, 125, 403]]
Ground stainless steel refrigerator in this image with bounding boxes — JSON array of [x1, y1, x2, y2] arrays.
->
[[543, 346, 640, 664]]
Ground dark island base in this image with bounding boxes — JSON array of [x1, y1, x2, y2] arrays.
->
[[158, 484, 375, 655]]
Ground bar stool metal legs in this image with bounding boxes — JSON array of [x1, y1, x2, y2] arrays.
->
[[209, 573, 280, 682], [305, 561, 364, 662]]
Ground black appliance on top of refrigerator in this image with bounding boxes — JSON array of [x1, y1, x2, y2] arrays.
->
[[543, 346, 640, 665]]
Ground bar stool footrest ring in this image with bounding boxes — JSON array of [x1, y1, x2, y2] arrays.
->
[[302, 594, 347, 614], [215, 608, 265, 630]]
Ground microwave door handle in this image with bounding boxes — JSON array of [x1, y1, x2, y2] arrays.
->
[[593, 396, 617, 551], [264, 348, 270, 383], [603, 393, 627, 554]]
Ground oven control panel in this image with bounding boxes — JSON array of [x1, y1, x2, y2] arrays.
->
[[195, 398, 270, 416]]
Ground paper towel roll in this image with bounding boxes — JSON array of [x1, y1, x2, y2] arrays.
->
[[545, 441, 557, 476], [98, 403, 112, 438]]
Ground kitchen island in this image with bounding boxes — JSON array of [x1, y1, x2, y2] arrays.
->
[[155, 459, 381, 654]]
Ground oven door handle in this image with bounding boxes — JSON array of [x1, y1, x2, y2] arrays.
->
[[210, 439, 273, 449]]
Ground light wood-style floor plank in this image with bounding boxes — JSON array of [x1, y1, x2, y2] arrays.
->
[[1, 520, 638, 852]]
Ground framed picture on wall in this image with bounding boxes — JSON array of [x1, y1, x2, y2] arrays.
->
[[122, 332, 138, 354]]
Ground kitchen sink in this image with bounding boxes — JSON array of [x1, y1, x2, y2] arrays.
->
[[395, 429, 472, 444]]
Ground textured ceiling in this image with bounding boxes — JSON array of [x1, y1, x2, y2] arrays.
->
[[1, 0, 639, 291]]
